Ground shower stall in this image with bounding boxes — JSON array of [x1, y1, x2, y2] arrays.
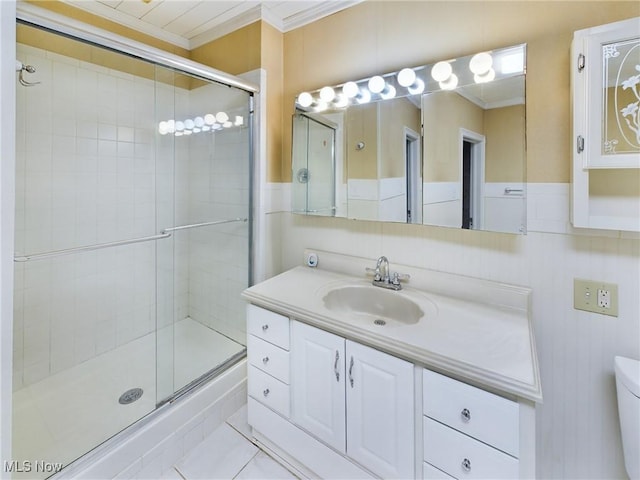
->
[[11, 14, 255, 478]]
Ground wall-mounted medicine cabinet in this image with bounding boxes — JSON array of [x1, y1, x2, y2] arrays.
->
[[571, 17, 640, 231]]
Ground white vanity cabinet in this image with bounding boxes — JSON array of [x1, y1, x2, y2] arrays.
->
[[246, 304, 291, 417], [422, 369, 520, 479], [291, 321, 415, 479], [245, 299, 536, 480]]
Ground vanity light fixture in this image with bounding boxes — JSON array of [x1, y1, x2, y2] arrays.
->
[[294, 44, 525, 111]]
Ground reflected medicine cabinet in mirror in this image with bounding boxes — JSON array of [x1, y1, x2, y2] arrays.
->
[[291, 44, 527, 234]]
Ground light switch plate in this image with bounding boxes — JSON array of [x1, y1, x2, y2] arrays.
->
[[574, 278, 618, 316]]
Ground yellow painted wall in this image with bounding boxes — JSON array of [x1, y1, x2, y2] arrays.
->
[[283, 1, 640, 183], [485, 105, 525, 183], [423, 92, 484, 182]]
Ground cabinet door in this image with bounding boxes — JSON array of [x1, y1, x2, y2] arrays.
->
[[346, 340, 414, 479], [291, 321, 346, 453]]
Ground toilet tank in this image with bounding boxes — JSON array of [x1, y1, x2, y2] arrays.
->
[[615, 356, 640, 480]]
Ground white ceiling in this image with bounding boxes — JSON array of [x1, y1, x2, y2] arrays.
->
[[61, 0, 361, 50]]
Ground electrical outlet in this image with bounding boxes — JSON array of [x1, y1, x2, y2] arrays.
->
[[574, 279, 618, 316]]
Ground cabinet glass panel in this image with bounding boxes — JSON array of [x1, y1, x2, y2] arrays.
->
[[602, 37, 640, 156]]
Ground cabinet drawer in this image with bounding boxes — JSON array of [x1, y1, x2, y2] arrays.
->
[[423, 417, 519, 480], [247, 334, 290, 383], [423, 462, 455, 479], [423, 369, 519, 457], [247, 304, 290, 349], [248, 365, 290, 417]]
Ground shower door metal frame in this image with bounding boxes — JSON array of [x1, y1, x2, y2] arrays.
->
[[11, 0, 259, 449]]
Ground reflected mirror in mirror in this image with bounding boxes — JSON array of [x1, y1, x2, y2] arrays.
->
[[291, 44, 527, 234]]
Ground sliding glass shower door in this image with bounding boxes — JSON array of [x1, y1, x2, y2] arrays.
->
[[13, 22, 252, 478]]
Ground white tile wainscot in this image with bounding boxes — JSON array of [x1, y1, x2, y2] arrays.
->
[[242, 250, 541, 479]]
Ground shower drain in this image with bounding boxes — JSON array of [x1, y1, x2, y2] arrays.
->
[[373, 319, 386, 326], [119, 388, 144, 405]]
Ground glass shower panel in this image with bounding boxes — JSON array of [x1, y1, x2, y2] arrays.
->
[[154, 67, 250, 403], [13, 25, 159, 475]]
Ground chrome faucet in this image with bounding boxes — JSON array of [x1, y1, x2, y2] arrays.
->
[[369, 256, 409, 291], [375, 256, 390, 283]]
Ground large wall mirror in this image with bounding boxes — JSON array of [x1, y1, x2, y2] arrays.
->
[[291, 44, 527, 234]]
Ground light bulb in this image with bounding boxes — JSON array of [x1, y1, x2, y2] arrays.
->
[[192, 127, 201, 133], [235, 116, 244, 126], [431, 61, 453, 82], [204, 113, 216, 125], [408, 78, 425, 95], [439, 73, 458, 90], [223, 121, 232, 128], [194, 116, 204, 128], [380, 85, 396, 100], [469, 52, 493, 75], [343, 81, 360, 98], [175, 121, 185, 132], [202, 125, 211, 132], [356, 89, 371, 104], [319, 86, 336, 102], [368, 76, 386, 94], [184, 118, 195, 130], [158, 121, 169, 135], [175, 131, 183, 137], [297, 92, 313, 108], [334, 94, 349, 108], [474, 68, 495, 84], [397, 68, 417, 87], [215, 111, 229, 123], [167, 119, 176, 133], [314, 100, 328, 112]]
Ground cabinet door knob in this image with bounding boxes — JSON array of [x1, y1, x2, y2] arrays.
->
[[461, 458, 471, 472], [461, 408, 471, 422], [263, 388, 270, 397], [262, 356, 269, 364], [262, 324, 269, 331]]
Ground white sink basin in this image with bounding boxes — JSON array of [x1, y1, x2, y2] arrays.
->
[[322, 285, 424, 327]]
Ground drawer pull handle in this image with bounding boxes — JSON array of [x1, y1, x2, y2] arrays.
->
[[262, 324, 269, 331], [334, 350, 340, 381], [461, 458, 471, 472], [262, 356, 269, 364], [263, 388, 270, 397], [461, 408, 471, 422]]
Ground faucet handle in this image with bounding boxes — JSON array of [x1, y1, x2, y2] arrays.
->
[[391, 272, 410, 285], [365, 267, 381, 280]]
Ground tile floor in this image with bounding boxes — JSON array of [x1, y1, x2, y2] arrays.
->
[[161, 405, 299, 480]]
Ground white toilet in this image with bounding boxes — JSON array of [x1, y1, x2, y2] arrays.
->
[[615, 355, 640, 479]]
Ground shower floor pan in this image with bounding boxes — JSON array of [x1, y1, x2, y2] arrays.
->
[[11, 318, 244, 479]]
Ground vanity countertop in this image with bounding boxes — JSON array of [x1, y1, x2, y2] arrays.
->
[[243, 265, 542, 403]]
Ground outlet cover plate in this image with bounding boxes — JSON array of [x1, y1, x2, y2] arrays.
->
[[574, 278, 618, 317]]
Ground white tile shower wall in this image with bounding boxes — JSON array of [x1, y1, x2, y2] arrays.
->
[[182, 83, 250, 346], [269, 178, 639, 479], [14, 44, 161, 389]]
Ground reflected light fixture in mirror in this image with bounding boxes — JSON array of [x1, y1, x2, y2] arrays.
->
[[295, 45, 526, 112]]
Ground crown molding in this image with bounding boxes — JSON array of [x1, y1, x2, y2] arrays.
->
[[30, 0, 363, 52], [188, 4, 265, 50], [281, 1, 363, 32]]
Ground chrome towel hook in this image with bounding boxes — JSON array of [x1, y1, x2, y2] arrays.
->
[[16, 61, 41, 87]]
